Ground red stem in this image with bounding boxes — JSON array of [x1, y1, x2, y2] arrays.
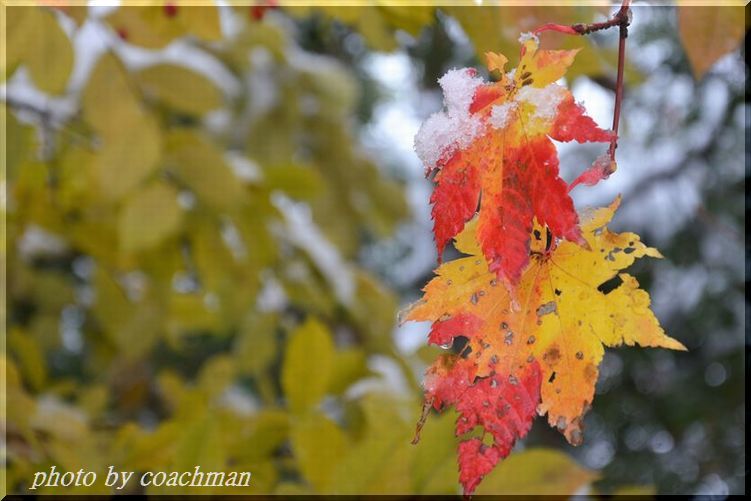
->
[[533, 0, 631, 162], [608, 17, 628, 160]]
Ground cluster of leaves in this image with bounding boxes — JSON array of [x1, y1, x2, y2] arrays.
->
[[402, 36, 687, 494], [5, 3, 405, 494], [4, 2, 743, 496], [3, 3, 611, 495]]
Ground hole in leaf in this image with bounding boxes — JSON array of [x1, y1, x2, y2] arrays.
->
[[548, 371, 557, 383], [597, 275, 623, 295], [451, 335, 469, 353]]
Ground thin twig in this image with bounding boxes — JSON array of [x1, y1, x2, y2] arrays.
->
[[533, 0, 632, 162], [608, 4, 630, 160]]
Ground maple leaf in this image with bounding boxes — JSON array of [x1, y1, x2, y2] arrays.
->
[[401, 197, 685, 495], [414, 37, 612, 284]]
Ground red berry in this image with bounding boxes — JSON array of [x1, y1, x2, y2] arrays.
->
[[250, 1, 278, 21], [164, 2, 178, 18], [116, 27, 128, 40], [250, 5, 267, 21]]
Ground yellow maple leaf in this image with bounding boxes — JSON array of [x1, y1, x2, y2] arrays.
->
[[402, 197, 685, 445]]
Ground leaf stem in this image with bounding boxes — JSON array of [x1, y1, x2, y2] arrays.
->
[[533, 0, 631, 161]]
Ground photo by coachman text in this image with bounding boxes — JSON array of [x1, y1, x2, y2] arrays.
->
[[29, 466, 252, 490]]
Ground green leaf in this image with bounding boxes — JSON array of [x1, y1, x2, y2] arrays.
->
[[263, 164, 323, 200], [281, 318, 335, 414], [95, 117, 162, 201], [8, 328, 47, 391], [84, 54, 162, 200], [92, 268, 163, 359], [235, 312, 279, 375], [290, 412, 349, 492], [475, 448, 597, 495], [327, 348, 369, 395], [411, 410, 458, 494], [5, 7, 74, 94], [328, 394, 412, 494], [4, 109, 36, 181], [118, 180, 183, 253], [83, 53, 141, 138], [136, 64, 223, 116], [164, 129, 244, 213], [349, 270, 399, 352], [229, 410, 289, 464]]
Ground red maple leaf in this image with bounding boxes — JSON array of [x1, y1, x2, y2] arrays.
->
[[415, 38, 612, 284], [423, 354, 541, 495]]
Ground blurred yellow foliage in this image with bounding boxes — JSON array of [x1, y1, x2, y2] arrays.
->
[[5, 2, 738, 495]]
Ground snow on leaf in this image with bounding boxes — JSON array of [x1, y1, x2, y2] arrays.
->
[[401, 198, 685, 495], [414, 39, 612, 283]]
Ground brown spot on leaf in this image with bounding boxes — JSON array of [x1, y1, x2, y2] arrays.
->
[[543, 345, 561, 366], [584, 362, 598, 383]]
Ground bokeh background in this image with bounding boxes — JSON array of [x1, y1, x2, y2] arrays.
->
[[3, 1, 746, 495]]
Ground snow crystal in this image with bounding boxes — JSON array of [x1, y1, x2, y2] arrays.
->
[[414, 68, 485, 172], [518, 31, 539, 45], [414, 112, 483, 171], [489, 101, 519, 130], [516, 83, 567, 122], [438, 68, 483, 115]]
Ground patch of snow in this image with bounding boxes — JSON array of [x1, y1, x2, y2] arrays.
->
[[272, 193, 354, 306], [219, 385, 260, 416], [489, 101, 519, 130], [256, 270, 287, 313], [516, 83, 567, 122], [438, 68, 483, 115], [17, 225, 68, 259], [413, 68, 485, 172], [225, 151, 262, 183], [345, 355, 412, 399]]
